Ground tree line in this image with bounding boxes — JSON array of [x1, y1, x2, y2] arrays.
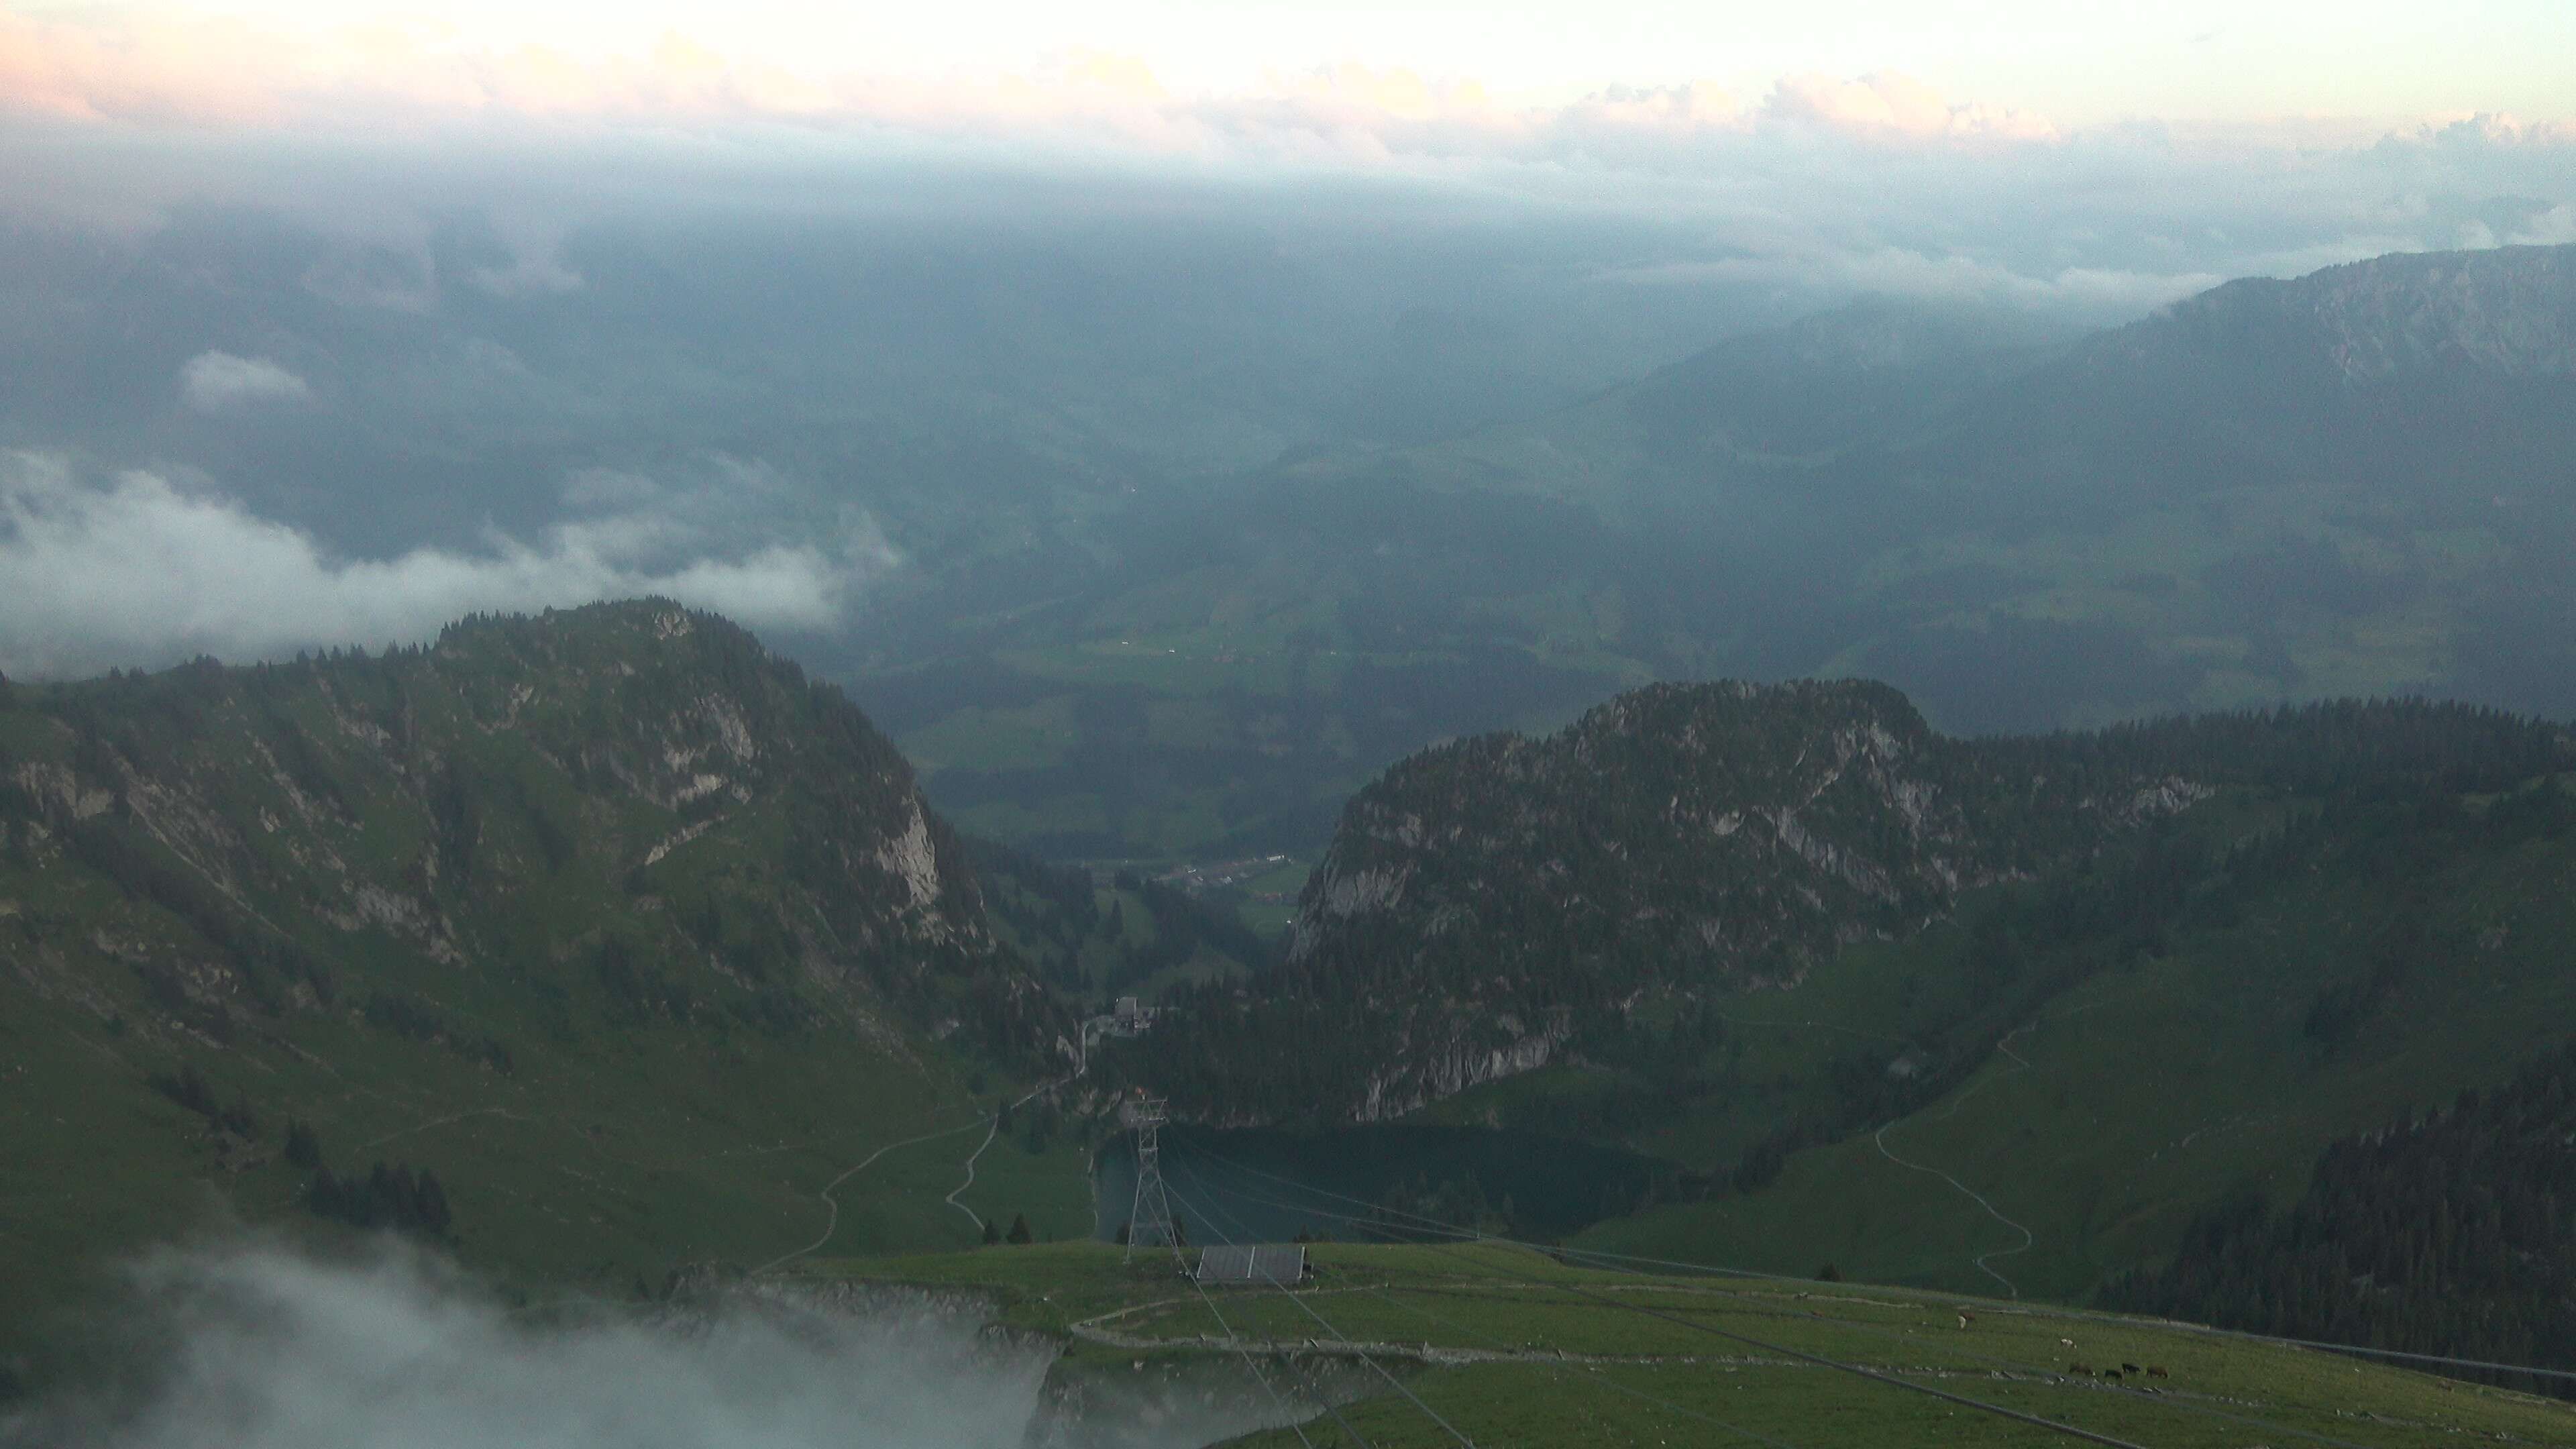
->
[[2104, 1038, 2576, 1394]]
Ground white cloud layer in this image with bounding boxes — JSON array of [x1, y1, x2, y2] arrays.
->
[[0, 453, 898, 679], [3, 1239, 1291, 1448], [178, 352, 313, 413], [2512, 203, 2576, 246], [0, 0, 2567, 341], [5, 4, 2566, 160]]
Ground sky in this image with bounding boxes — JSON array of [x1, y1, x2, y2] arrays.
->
[[5, 0, 2573, 137], [1, 0, 2573, 680]]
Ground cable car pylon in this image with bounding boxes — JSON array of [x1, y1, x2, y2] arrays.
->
[[1121, 1088, 1181, 1264]]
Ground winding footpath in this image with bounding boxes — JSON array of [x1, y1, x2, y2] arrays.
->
[[758, 1075, 1075, 1274], [749, 1120, 991, 1275], [943, 1115, 1006, 1230], [1872, 1023, 2037, 1297]]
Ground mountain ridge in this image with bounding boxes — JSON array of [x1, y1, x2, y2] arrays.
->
[[1129, 678, 2571, 1134], [2137, 242, 2576, 382], [0, 600, 1088, 1366]]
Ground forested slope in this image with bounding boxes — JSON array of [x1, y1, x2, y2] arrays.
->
[[0, 601, 1071, 1368], [1130, 681, 2568, 1127], [1120, 678, 2576, 1316], [1578, 759, 2576, 1297], [2106, 1040, 2576, 1392]]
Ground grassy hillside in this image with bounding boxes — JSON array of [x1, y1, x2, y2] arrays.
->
[[0, 602, 1090, 1377], [793, 1240, 2576, 1446], [1575, 781, 2576, 1303]]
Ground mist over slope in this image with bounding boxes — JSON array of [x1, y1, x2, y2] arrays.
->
[[3, 1240, 1286, 1449]]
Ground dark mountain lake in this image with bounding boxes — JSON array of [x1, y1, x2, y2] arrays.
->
[[1091, 1123, 1678, 1246]]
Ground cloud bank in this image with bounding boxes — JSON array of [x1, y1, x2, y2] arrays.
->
[[0, 453, 898, 679], [178, 353, 312, 413], [7, 5, 2565, 164], [2, 0, 2569, 340], [3, 29, 2565, 335]]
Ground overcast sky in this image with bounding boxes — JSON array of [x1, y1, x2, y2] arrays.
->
[[7, 0, 2574, 127], [2, 0, 2573, 680]]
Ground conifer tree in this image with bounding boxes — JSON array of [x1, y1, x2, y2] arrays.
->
[[284, 1119, 323, 1169]]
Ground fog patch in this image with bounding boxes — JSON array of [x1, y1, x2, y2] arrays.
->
[[470, 221, 585, 297], [2512, 203, 2576, 246], [178, 352, 311, 413], [2, 1241, 1301, 1449], [0, 452, 899, 678]]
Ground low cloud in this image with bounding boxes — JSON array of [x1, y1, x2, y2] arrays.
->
[[1764, 71, 2055, 142], [0, 453, 900, 679], [1596, 246, 2229, 321], [468, 221, 584, 297], [178, 352, 311, 413], [3, 1240, 1303, 1448], [1, 1240, 1121, 1448], [3, 10, 2570, 344], [2511, 203, 2576, 246]]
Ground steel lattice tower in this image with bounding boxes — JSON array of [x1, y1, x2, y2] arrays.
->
[[1122, 1092, 1180, 1263]]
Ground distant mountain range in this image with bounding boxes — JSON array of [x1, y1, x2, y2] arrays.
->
[[1888, 243, 2576, 508], [868, 242, 2576, 861]]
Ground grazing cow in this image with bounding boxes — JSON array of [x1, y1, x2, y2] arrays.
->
[[2100, 1368, 2122, 1380], [2120, 1362, 2143, 1374], [2068, 1363, 2094, 1376], [1956, 1312, 1976, 1329], [2059, 1338, 2076, 1347], [2145, 1366, 2169, 1379]]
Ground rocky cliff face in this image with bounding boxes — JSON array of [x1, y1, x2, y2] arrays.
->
[[1292, 678, 2192, 994], [2151, 243, 2576, 382], [0, 599, 1056, 1061], [1295, 681, 1995, 987], [1124, 678, 2208, 1124]]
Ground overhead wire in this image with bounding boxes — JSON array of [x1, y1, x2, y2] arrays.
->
[[1143, 1164, 1324, 1448], [1163, 1175, 1480, 1448], [1166, 1225, 1375, 1449], [1159, 1159, 2152, 1449], [1159, 1150, 2163, 1444], [1181, 1138, 2576, 1389], [1140, 1166, 1365, 1448], [1173, 1161, 1807, 1449], [1178, 1256, 1324, 1449], [1185, 1160, 2393, 1449]]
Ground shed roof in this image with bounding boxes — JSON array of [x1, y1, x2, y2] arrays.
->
[[1195, 1244, 1308, 1285]]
